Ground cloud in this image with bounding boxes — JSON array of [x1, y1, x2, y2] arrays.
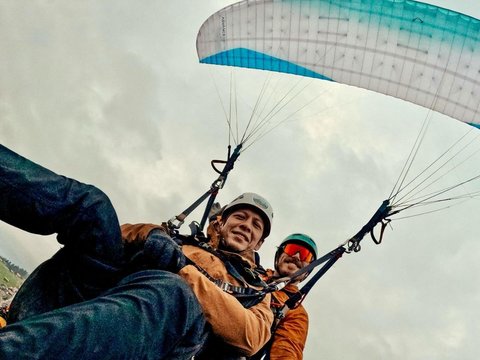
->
[[0, 1, 479, 359]]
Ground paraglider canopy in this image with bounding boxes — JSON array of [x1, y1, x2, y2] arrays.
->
[[195, 0, 480, 320], [197, 0, 480, 129]]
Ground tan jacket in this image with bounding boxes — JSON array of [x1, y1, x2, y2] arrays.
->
[[265, 270, 309, 360], [121, 223, 273, 357]]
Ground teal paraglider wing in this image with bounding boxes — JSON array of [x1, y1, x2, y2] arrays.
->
[[196, 0, 480, 128]]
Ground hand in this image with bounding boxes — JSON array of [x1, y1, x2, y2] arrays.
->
[[143, 229, 187, 273]]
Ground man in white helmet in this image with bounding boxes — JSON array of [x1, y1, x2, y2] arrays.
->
[[215, 192, 273, 260], [0, 143, 274, 359], [123, 191, 276, 359]]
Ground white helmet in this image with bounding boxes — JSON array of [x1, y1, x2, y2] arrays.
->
[[222, 192, 273, 238]]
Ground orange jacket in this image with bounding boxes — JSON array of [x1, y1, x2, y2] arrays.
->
[[264, 270, 309, 360], [121, 223, 273, 357]]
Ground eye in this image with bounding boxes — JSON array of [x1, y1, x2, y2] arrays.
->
[[233, 213, 246, 220], [253, 220, 263, 231]]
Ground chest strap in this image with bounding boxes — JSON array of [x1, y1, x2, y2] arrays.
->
[[191, 262, 267, 308], [176, 234, 268, 308]]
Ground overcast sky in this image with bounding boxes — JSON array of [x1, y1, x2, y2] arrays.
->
[[0, 1, 479, 359]]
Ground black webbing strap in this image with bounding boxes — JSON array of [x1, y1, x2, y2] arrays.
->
[[191, 262, 266, 308], [286, 247, 345, 308], [167, 144, 242, 232], [273, 200, 393, 290], [199, 144, 242, 230], [177, 234, 268, 308], [268, 199, 393, 303], [268, 245, 345, 292]]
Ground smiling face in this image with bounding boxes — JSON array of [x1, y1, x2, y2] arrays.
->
[[218, 208, 265, 253], [275, 250, 310, 279]]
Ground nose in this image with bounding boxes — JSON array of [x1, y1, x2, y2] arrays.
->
[[239, 217, 253, 233], [292, 252, 301, 260]]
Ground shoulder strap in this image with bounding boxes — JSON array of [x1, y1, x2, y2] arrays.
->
[[176, 234, 268, 308]]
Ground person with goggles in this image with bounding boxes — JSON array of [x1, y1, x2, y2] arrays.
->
[[255, 233, 318, 360]]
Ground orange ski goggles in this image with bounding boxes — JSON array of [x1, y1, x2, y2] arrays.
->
[[283, 243, 314, 263]]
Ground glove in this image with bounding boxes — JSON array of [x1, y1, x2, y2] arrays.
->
[[143, 229, 187, 273]]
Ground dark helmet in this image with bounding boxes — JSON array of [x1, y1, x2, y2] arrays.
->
[[274, 233, 318, 267]]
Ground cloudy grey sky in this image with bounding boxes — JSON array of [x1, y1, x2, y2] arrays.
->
[[0, 1, 479, 359]]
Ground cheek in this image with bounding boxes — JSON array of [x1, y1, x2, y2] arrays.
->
[[219, 226, 227, 240], [277, 254, 287, 264], [253, 227, 264, 239], [278, 261, 293, 274], [219, 222, 233, 240]]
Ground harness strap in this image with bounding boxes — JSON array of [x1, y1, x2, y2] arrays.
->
[[191, 262, 266, 308], [199, 144, 242, 231], [271, 291, 294, 329], [180, 234, 267, 287], [176, 234, 268, 308], [248, 289, 298, 360], [267, 246, 344, 292], [269, 200, 393, 292], [166, 144, 242, 232], [192, 262, 261, 296]]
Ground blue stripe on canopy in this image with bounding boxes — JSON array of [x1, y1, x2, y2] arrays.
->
[[200, 48, 333, 81]]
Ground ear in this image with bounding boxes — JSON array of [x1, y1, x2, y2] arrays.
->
[[215, 217, 224, 232], [254, 238, 265, 251]]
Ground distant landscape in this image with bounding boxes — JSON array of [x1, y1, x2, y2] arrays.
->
[[0, 255, 28, 306]]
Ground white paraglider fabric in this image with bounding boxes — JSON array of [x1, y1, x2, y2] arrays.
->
[[197, 0, 480, 128]]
